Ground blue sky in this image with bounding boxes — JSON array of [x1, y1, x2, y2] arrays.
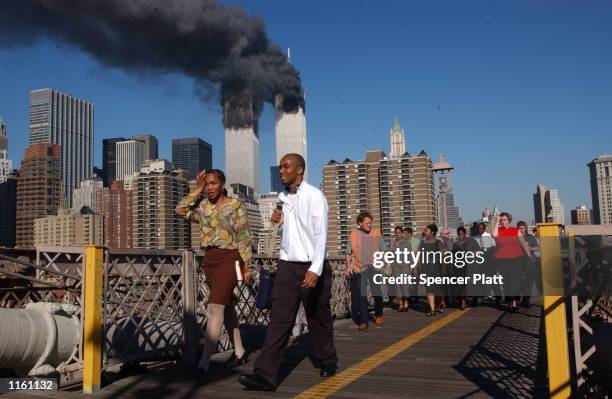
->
[[1, 1, 611, 224]]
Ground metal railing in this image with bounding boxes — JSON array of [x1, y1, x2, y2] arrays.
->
[[0, 246, 351, 392]]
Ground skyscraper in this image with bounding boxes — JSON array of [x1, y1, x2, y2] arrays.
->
[[132, 163, 190, 249], [72, 176, 104, 212], [229, 183, 262, 250], [0, 172, 17, 247], [570, 205, 591, 225], [257, 192, 281, 255], [533, 184, 547, 224], [588, 154, 612, 224], [0, 118, 13, 184], [274, 95, 307, 180], [389, 117, 406, 159], [433, 154, 463, 232], [545, 189, 565, 224], [323, 150, 436, 256], [29, 89, 94, 207], [16, 144, 62, 248], [116, 139, 145, 181], [102, 137, 126, 186], [132, 134, 159, 161], [224, 92, 260, 193], [172, 138, 213, 180]]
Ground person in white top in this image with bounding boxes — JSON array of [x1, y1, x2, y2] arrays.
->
[[239, 153, 338, 391]]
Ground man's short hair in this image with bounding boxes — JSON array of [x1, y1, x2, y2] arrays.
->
[[478, 222, 487, 230], [281, 153, 306, 172], [517, 221, 527, 228], [357, 211, 373, 224], [457, 226, 466, 234], [499, 212, 512, 221], [394, 226, 403, 233], [404, 227, 413, 234]]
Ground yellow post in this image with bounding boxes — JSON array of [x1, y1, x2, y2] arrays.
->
[[539, 223, 571, 398], [82, 245, 105, 394]]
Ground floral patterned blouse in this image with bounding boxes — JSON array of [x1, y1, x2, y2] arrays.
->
[[175, 192, 252, 264]]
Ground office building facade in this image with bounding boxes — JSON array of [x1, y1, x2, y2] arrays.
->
[[102, 137, 126, 187], [588, 155, 612, 224], [116, 139, 145, 181], [172, 138, 212, 180], [16, 144, 62, 248], [132, 134, 159, 161], [570, 205, 591, 225], [72, 176, 104, 213], [34, 207, 104, 247], [29, 89, 93, 207], [0, 118, 12, 184], [0, 173, 17, 247], [275, 95, 308, 180]]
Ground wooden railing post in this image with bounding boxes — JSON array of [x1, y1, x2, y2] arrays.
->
[[538, 223, 571, 398], [82, 245, 105, 394]]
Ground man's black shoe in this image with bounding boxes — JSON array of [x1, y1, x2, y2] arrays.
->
[[320, 365, 337, 377], [238, 373, 276, 391]]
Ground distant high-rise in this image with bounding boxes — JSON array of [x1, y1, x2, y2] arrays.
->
[[570, 205, 591, 225], [588, 154, 612, 224], [545, 189, 565, 224], [132, 134, 158, 161], [389, 117, 406, 159], [34, 207, 104, 247], [116, 139, 145, 181], [132, 163, 190, 249], [16, 144, 62, 248], [257, 192, 281, 255], [97, 180, 132, 248], [29, 89, 93, 207], [0, 173, 17, 247], [274, 95, 307, 180], [102, 137, 126, 186], [270, 166, 284, 193], [72, 176, 104, 212], [533, 184, 565, 224], [433, 154, 463, 232], [0, 118, 13, 184], [224, 92, 260, 192], [323, 150, 435, 256], [533, 184, 547, 224], [172, 138, 212, 180], [229, 183, 262, 251]]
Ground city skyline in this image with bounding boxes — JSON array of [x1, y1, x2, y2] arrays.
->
[[1, 1, 612, 224]]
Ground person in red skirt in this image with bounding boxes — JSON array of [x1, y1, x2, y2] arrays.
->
[[176, 169, 252, 374]]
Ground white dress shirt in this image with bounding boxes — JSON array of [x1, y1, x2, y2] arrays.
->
[[476, 231, 496, 251], [278, 181, 328, 276]]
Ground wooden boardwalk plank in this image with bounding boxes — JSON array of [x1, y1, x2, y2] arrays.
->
[[3, 301, 547, 399]]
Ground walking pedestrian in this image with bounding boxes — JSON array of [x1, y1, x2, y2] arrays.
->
[[346, 211, 386, 328], [238, 154, 337, 391], [175, 169, 252, 374], [418, 224, 446, 316], [492, 212, 531, 312], [389, 226, 412, 312]]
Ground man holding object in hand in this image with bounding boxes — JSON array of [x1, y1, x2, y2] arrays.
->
[[238, 153, 338, 391]]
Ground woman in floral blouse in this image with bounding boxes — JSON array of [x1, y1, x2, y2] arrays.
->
[[176, 169, 252, 374]]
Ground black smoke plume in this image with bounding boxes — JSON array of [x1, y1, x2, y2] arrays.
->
[[0, 0, 305, 127]]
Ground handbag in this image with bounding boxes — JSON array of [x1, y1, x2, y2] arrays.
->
[[255, 268, 273, 310]]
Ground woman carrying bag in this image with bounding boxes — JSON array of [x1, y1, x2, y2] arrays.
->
[[176, 169, 252, 374]]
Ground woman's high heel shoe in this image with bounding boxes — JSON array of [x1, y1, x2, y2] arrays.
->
[[225, 351, 249, 369]]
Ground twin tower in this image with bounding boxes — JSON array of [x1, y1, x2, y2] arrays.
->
[[224, 94, 307, 193]]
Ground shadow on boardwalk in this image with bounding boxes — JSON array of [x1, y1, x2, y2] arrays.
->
[[454, 304, 548, 399]]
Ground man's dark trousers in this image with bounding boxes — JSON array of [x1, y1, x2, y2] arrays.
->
[[254, 259, 338, 386]]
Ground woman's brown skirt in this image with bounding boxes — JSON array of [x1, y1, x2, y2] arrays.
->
[[202, 247, 242, 305]]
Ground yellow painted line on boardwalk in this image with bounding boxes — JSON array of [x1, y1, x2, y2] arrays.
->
[[294, 309, 470, 399]]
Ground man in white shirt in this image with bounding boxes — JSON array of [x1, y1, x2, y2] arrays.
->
[[239, 154, 338, 391]]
